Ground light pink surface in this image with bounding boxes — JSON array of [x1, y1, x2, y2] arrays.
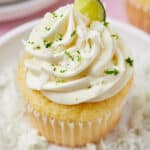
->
[[0, 0, 127, 37]]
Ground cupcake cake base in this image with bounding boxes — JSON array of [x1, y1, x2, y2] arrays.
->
[[18, 53, 133, 147]]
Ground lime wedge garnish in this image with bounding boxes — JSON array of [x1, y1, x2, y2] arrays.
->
[[74, 0, 106, 22]]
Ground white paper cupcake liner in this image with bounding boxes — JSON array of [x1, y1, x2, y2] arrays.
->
[[26, 99, 126, 147]]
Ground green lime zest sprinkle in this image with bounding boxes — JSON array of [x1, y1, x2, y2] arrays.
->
[[65, 51, 74, 61], [28, 41, 34, 44], [44, 40, 53, 48], [53, 67, 56, 71], [52, 12, 57, 18], [60, 14, 63, 17], [111, 34, 119, 40], [71, 30, 76, 37], [77, 55, 81, 62], [60, 69, 67, 73], [76, 50, 81, 61], [76, 50, 80, 54], [104, 68, 119, 75], [57, 33, 63, 41], [45, 26, 51, 31], [34, 45, 41, 50], [125, 57, 134, 67], [45, 42, 53, 48], [104, 21, 109, 27], [56, 79, 65, 83], [88, 85, 92, 89]]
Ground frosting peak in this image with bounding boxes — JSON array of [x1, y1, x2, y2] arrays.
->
[[24, 4, 133, 105]]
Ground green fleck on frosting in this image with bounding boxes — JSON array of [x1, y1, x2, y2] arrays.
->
[[34, 45, 41, 50], [111, 34, 119, 40], [45, 42, 53, 48], [53, 67, 56, 71], [52, 12, 57, 18], [44, 40, 53, 48], [57, 33, 63, 41], [104, 68, 119, 75], [28, 41, 34, 44], [71, 30, 76, 37], [56, 79, 65, 83], [104, 21, 109, 27], [45, 26, 51, 31], [76, 50, 81, 61], [76, 50, 80, 54], [60, 69, 67, 73], [77, 55, 81, 62], [65, 51, 74, 61], [88, 85, 92, 89], [125, 57, 134, 67]]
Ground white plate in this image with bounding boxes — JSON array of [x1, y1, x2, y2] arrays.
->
[[0, 19, 150, 149], [0, 0, 59, 22]]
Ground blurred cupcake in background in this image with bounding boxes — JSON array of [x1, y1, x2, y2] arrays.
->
[[126, 0, 150, 33]]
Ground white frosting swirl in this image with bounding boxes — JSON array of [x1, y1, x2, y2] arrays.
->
[[24, 4, 133, 105]]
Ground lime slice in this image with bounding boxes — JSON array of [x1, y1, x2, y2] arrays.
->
[[74, 0, 106, 22]]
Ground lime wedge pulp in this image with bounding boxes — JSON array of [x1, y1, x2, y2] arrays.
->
[[74, 0, 106, 22]]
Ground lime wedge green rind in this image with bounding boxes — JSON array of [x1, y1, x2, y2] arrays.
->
[[74, 0, 106, 22]]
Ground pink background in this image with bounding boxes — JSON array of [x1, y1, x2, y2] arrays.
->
[[0, 0, 127, 37]]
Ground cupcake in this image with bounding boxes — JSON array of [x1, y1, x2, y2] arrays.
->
[[18, 0, 134, 147], [126, 0, 150, 33]]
